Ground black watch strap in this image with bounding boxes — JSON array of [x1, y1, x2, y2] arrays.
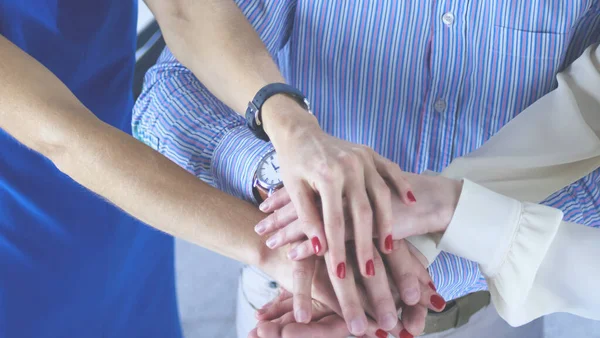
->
[[245, 83, 310, 141]]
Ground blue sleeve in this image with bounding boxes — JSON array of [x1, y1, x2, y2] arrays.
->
[[132, 48, 272, 204], [131, 0, 296, 203]]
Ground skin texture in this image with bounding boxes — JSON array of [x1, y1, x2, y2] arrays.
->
[[144, 0, 420, 333], [256, 240, 446, 338], [0, 23, 442, 336], [255, 173, 461, 333]]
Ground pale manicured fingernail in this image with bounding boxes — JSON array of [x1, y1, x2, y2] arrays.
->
[[259, 202, 269, 212], [349, 317, 367, 335], [380, 312, 397, 330], [287, 248, 298, 260], [404, 287, 419, 304], [254, 222, 266, 235], [295, 309, 309, 323], [266, 236, 278, 248]]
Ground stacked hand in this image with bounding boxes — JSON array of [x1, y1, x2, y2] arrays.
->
[[258, 106, 462, 336], [257, 238, 445, 338], [254, 171, 462, 337]]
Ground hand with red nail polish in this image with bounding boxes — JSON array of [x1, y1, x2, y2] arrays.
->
[[255, 174, 462, 262], [254, 174, 462, 337]]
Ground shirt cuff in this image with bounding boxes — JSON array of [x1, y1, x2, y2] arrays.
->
[[438, 179, 564, 309], [211, 125, 274, 204]]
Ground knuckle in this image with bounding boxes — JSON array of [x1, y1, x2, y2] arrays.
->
[[376, 184, 392, 202], [356, 203, 373, 223], [338, 152, 361, 170], [373, 297, 393, 311], [341, 301, 363, 314], [277, 229, 287, 242], [294, 293, 311, 303], [268, 213, 279, 228], [327, 216, 344, 232], [293, 267, 309, 280], [300, 219, 319, 232], [316, 161, 337, 182], [355, 145, 374, 159]]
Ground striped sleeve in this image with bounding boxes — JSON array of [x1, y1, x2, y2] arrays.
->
[[541, 170, 600, 227], [131, 0, 297, 203], [132, 49, 272, 203]]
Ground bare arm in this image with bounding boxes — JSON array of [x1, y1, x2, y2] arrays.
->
[[0, 34, 267, 267], [144, 0, 289, 117]]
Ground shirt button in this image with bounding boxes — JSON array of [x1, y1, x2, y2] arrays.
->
[[269, 281, 279, 289], [442, 12, 455, 26], [434, 99, 447, 113]]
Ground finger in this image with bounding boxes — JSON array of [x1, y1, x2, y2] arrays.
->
[[406, 241, 430, 273], [420, 282, 446, 312], [362, 249, 398, 331], [273, 311, 296, 326], [265, 220, 306, 250], [287, 239, 315, 261], [259, 186, 292, 213], [279, 288, 293, 300], [386, 321, 413, 338], [317, 180, 346, 271], [287, 181, 328, 256], [280, 315, 351, 338], [248, 327, 260, 338], [256, 321, 283, 338], [324, 252, 368, 336], [384, 240, 421, 306], [373, 154, 415, 205], [292, 256, 316, 323], [256, 296, 293, 321], [346, 178, 376, 279], [364, 163, 394, 255], [255, 202, 299, 236], [400, 304, 427, 337]]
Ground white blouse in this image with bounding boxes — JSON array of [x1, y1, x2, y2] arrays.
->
[[408, 44, 600, 327]]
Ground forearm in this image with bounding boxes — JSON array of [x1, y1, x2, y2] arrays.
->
[[0, 34, 267, 267], [145, 0, 285, 115], [146, 0, 317, 142]]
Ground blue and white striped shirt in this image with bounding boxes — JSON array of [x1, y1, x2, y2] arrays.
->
[[133, 0, 600, 300]]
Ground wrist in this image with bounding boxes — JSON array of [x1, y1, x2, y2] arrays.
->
[[435, 177, 463, 233], [256, 239, 289, 279], [261, 94, 320, 146]]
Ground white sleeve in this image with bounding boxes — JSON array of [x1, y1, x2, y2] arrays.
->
[[408, 43, 600, 326], [438, 181, 600, 326]]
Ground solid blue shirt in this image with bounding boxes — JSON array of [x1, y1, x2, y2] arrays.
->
[[0, 1, 181, 337]]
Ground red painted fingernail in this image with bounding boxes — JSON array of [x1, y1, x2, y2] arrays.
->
[[407, 191, 417, 203], [336, 262, 346, 279], [430, 294, 446, 309], [400, 329, 414, 338], [429, 281, 437, 291], [311, 237, 322, 254], [366, 259, 375, 276], [385, 235, 393, 251], [376, 329, 388, 338]]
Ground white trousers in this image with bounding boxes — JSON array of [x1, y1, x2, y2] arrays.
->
[[235, 266, 542, 338]]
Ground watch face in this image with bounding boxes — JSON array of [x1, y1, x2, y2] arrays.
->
[[257, 152, 282, 187]]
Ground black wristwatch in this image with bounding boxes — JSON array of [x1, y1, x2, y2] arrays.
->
[[245, 83, 311, 141]]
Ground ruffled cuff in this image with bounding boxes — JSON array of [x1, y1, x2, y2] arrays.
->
[[438, 179, 563, 323]]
